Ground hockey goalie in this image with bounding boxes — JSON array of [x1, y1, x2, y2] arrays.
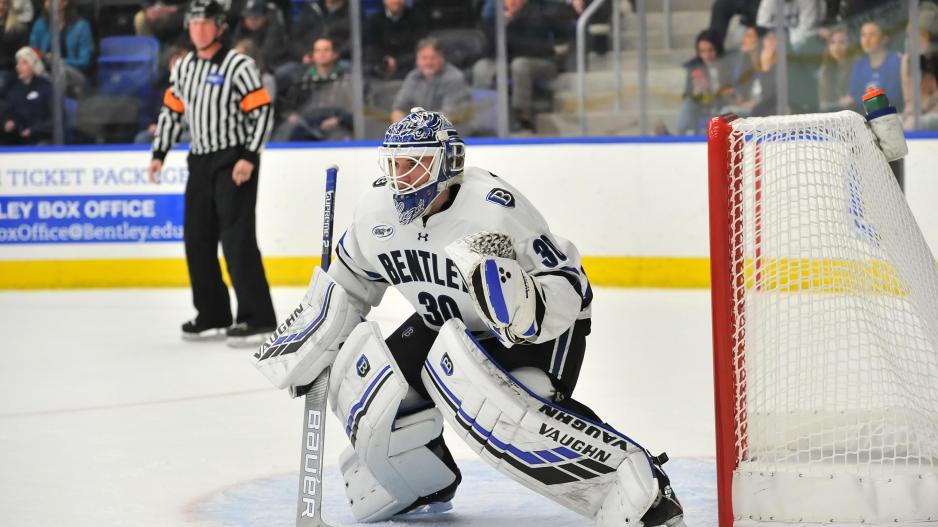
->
[[253, 107, 686, 527]]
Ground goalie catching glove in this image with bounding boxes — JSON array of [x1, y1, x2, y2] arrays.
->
[[446, 232, 544, 345], [252, 267, 362, 396]]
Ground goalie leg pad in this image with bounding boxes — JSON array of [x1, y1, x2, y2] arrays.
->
[[421, 318, 658, 522], [252, 267, 361, 391], [330, 321, 460, 522]]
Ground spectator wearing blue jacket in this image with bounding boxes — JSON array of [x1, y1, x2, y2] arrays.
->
[[1, 47, 52, 145], [849, 20, 903, 112], [28, 0, 93, 97]]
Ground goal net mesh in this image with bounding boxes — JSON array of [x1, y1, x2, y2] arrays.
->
[[725, 111, 938, 480]]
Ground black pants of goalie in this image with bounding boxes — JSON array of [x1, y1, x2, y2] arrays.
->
[[184, 148, 276, 330], [383, 313, 598, 505]]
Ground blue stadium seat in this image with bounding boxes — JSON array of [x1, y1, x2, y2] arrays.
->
[[361, 0, 383, 19], [97, 36, 160, 100], [470, 88, 497, 136], [96, 36, 160, 132]]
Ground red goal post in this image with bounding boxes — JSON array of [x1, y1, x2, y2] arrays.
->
[[707, 112, 938, 527]]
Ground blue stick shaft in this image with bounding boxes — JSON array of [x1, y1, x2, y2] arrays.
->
[[322, 166, 338, 271]]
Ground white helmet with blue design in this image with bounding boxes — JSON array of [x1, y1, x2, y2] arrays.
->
[[378, 107, 465, 225]]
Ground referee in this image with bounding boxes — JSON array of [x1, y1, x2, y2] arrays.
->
[[146, 0, 276, 347]]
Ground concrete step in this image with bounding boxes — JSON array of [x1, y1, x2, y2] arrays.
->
[[534, 108, 679, 136], [644, 0, 712, 13], [553, 68, 686, 97], [578, 48, 694, 69], [617, 29, 700, 51]]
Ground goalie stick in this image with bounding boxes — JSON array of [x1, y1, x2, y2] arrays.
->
[[295, 165, 338, 527]]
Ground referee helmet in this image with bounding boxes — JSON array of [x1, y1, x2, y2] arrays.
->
[[185, 0, 228, 28]]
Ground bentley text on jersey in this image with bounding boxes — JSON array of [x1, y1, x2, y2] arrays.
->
[[377, 250, 468, 293]]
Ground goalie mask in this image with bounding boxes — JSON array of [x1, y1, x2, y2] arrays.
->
[[378, 107, 465, 225]]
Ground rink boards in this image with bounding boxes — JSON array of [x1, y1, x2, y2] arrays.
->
[[1, 136, 937, 288]]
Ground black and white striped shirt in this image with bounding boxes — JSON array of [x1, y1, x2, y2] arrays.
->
[[152, 47, 273, 164]]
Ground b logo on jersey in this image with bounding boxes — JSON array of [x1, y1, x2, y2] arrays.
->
[[356, 355, 371, 377], [486, 188, 515, 208], [441, 353, 454, 376], [372, 224, 395, 240]]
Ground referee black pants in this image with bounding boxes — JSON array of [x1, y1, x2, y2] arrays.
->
[[184, 148, 276, 329]]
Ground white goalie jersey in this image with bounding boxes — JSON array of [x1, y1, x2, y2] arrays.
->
[[329, 167, 592, 343]]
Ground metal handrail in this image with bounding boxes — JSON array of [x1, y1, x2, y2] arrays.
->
[[577, 0, 619, 135], [663, 0, 672, 51], [909, 0, 922, 131], [495, 0, 510, 137], [349, 0, 365, 140], [638, 0, 647, 135]]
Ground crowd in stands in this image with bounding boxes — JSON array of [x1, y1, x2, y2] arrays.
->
[[0, 0, 616, 144], [1, 0, 937, 145], [673, 0, 938, 134]]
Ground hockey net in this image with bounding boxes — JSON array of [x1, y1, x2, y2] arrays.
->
[[708, 112, 938, 527]]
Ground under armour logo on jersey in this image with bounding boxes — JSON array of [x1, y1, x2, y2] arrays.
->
[[417, 232, 429, 241], [441, 353, 454, 376], [486, 188, 515, 208], [356, 355, 371, 377]]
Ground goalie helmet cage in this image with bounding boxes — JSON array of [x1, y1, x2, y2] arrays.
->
[[707, 112, 938, 527]]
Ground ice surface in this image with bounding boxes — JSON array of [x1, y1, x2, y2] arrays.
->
[[0, 287, 716, 527]]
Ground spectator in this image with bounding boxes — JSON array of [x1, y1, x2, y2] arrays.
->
[[708, 0, 759, 48], [134, 0, 188, 46], [1, 47, 52, 145], [363, 0, 428, 80], [232, 0, 290, 72], [675, 29, 730, 135], [752, 29, 781, 116], [720, 25, 764, 117], [903, 54, 938, 130], [229, 0, 292, 27], [392, 37, 472, 126], [818, 26, 854, 111], [413, 0, 478, 30], [823, 0, 912, 53], [234, 38, 277, 104], [482, 0, 609, 53], [902, 12, 936, 114], [28, 0, 93, 98], [0, 0, 29, 95], [757, 0, 825, 113], [472, 0, 573, 131], [289, 0, 350, 62], [272, 36, 353, 141], [11, 0, 31, 24], [756, 0, 824, 52], [849, 20, 903, 111]]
